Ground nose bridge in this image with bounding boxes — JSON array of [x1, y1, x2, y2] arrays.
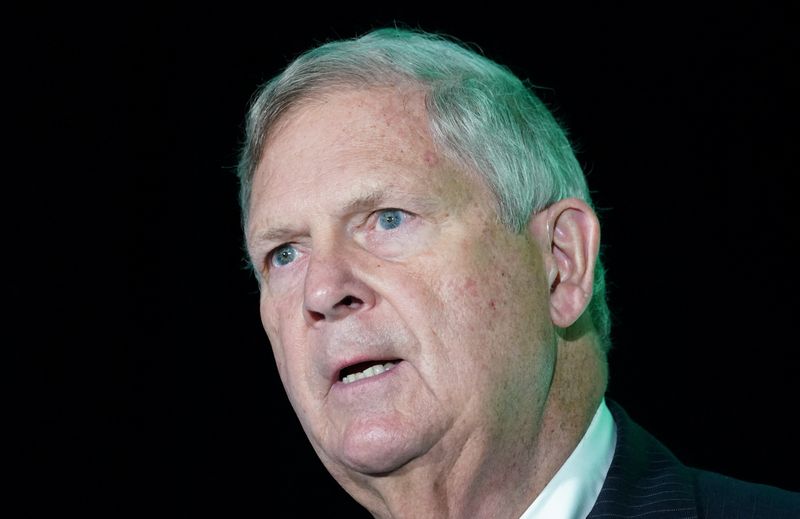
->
[[302, 237, 374, 325]]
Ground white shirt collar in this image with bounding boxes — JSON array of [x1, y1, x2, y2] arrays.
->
[[519, 398, 617, 519]]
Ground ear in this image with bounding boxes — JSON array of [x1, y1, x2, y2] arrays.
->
[[529, 198, 600, 328]]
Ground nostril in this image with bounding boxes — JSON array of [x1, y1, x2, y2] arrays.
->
[[305, 293, 368, 324], [337, 295, 363, 308], [305, 295, 365, 324], [306, 309, 325, 322]]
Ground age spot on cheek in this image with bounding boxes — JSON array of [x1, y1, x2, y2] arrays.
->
[[463, 278, 479, 298]]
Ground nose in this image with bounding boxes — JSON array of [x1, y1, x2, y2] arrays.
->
[[302, 245, 376, 326]]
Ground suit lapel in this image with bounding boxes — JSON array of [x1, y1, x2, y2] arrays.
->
[[587, 400, 698, 518]]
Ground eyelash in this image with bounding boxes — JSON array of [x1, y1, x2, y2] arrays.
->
[[268, 244, 297, 268], [372, 208, 408, 231], [264, 208, 414, 271]]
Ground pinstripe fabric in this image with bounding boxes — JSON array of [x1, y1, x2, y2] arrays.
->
[[586, 400, 799, 518]]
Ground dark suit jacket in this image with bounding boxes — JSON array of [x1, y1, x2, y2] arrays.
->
[[586, 400, 798, 518]]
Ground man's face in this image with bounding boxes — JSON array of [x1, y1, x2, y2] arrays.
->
[[246, 87, 557, 483]]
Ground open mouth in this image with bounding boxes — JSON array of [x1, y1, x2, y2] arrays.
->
[[339, 360, 400, 384]]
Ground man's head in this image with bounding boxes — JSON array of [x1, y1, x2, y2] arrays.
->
[[238, 28, 609, 516], [238, 29, 610, 347]]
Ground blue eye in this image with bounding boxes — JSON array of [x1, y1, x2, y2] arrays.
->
[[271, 244, 297, 267], [377, 209, 404, 230]]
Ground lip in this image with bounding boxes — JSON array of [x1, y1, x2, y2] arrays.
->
[[329, 357, 404, 388]]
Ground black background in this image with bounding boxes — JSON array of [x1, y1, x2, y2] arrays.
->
[[22, 3, 798, 516]]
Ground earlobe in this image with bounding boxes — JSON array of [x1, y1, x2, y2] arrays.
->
[[530, 198, 600, 328]]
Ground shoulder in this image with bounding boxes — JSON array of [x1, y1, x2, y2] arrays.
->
[[691, 468, 799, 519], [595, 400, 799, 519]]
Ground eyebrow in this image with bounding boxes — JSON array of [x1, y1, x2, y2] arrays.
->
[[341, 189, 390, 214], [252, 225, 300, 245], [250, 186, 439, 246]]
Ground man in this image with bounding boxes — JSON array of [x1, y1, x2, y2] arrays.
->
[[235, 28, 797, 518]]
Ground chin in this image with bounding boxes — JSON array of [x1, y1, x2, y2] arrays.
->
[[338, 420, 428, 476]]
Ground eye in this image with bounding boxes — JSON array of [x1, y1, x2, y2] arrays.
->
[[270, 244, 298, 267], [377, 209, 405, 230]]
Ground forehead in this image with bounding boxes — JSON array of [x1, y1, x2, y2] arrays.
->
[[246, 86, 492, 240], [263, 86, 435, 177]]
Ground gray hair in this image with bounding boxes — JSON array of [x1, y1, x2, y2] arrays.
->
[[237, 28, 611, 351]]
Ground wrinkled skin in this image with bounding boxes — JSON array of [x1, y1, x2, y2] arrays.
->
[[245, 86, 585, 518]]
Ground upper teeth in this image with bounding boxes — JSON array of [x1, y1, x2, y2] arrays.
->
[[342, 362, 396, 384]]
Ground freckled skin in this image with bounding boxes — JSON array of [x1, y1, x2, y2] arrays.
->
[[247, 87, 563, 518]]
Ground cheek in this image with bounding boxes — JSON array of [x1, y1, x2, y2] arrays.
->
[[260, 301, 316, 417], [441, 275, 503, 337], [446, 240, 528, 322], [438, 237, 549, 367], [259, 292, 301, 381]]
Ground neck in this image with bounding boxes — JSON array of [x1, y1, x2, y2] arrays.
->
[[345, 327, 607, 519]]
